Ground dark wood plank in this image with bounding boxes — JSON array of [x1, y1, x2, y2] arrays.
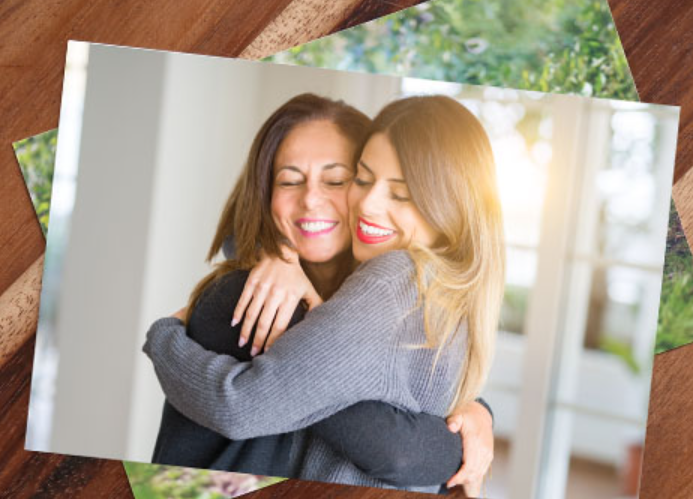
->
[[0, 149, 44, 296], [639, 345, 693, 499], [609, 1, 693, 498], [2, 0, 692, 496], [0, 0, 294, 143], [245, 479, 470, 498]]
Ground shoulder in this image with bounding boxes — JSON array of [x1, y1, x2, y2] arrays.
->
[[189, 268, 250, 337], [352, 250, 415, 285], [334, 251, 418, 310], [352, 250, 416, 289], [187, 268, 251, 356], [196, 268, 250, 310]]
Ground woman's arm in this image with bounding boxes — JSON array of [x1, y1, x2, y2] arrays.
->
[[144, 262, 405, 440], [163, 268, 491, 487], [311, 401, 462, 486], [312, 398, 493, 487]]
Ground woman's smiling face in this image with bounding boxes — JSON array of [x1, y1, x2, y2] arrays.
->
[[271, 120, 355, 263], [349, 133, 440, 262]]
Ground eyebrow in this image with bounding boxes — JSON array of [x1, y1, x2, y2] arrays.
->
[[323, 162, 350, 171], [276, 165, 303, 175], [358, 160, 406, 183], [276, 163, 350, 174]]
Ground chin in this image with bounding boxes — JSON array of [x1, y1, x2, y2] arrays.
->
[[352, 244, 379, 263], [301, 248, 349, 265]]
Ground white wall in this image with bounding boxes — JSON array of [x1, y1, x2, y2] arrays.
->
[[126, 52, 264, 460], [51, 45, 167, 459]]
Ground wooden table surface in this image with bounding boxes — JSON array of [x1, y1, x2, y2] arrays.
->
[[1, 0, 692, 497]]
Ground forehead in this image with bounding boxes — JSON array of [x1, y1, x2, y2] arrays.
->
[[274, 120, 354, 171], [360, 133, 403, 179]]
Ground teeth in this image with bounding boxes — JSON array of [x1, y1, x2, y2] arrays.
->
[[359, 221, 394, 237], [299, 221, 336, 233]]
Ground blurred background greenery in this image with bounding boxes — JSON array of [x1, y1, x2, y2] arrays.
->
[[13, 129, 57, 235], [656, 201, 693, 353], [269, 0, 637, 101], [124, 463, 285, 499]]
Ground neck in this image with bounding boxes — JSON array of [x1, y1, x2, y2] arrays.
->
[[301, 250, 358, 300]]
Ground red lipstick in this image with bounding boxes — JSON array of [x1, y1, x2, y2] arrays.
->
[[356, 217, 397, 244]]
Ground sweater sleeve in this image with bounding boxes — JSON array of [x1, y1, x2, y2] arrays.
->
[[143, 272, 404, 440], [311, 401, 462, 486]]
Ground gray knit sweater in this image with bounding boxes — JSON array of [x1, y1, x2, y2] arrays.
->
[[144, 250, 467, 494]]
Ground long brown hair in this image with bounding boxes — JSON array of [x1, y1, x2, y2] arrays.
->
[[369, 95, 506, 411], [185, 93, 371, 323]]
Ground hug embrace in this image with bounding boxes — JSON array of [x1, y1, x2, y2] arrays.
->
[[143, 93, 506, 496]]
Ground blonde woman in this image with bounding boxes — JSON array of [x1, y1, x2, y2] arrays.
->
[[144, 95, 504, 495]]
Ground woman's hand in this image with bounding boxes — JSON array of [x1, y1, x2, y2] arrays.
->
[[233, 247, 322, 355], [445, 400, 494, 495]]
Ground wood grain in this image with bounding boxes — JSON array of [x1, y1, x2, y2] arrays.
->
[[639, 345, 693, 499], [240, 0, 423, 60], [0, 1, 437, 497], [673, 163, 693, 243], [2, 0, 693, 496], [0, 255, 43, 369], [608, 0, 693, 497], [243, 479, 469, 498]]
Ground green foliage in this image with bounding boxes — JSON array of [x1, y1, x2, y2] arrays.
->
[[13, 129, 57, 236], [656, 273, 693, 354], [269, 0, 637, 100], [124, 462, 285, 499], [599, 336, 641, 374], [655, 201, 693, 353], [501, 285, 529, 334]]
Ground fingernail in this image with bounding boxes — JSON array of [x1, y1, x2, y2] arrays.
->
[[238, 336, 247, 348], [250, 346, 259, 357], [231, 318, 239, 327]]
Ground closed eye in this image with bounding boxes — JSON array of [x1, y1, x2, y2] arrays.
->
[[391, 193, 411, 202], [325, 180, 350, 187]]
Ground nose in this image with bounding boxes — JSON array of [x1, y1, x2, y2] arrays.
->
[[300, 180, 325, 211], [358, 181, 386, 216]]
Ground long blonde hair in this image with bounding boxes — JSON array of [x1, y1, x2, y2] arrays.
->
[[371, 95, 506, 411]]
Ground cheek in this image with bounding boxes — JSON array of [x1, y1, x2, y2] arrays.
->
[[347, 184, 361, 214], [411, 211, 439, 246], [271, 192, 294, 227], [329, 190, 350, 222], [394, 209, 423, 243]]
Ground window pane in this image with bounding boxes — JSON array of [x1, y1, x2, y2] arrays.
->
[[593, 109, 668, 266], [502, 247, 537, 335]]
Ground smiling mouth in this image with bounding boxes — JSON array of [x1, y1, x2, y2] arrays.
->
[[356, 217, 396, 244], [296, 219, 338, 237]]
